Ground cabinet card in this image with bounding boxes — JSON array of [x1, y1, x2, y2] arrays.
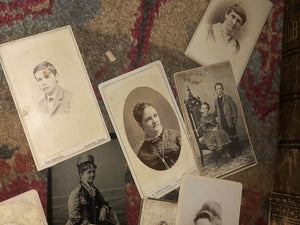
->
[[185, 0, 272, 84], [0, 26, 110, 170], [0, 190, 47, 225], [139, 199, 177, 225], [174, 62, 256, 178], [99, 61, 200, 199], [176, 174, 242, 225], [49, 138, 127, 225]]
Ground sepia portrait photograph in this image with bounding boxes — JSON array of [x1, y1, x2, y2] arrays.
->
[[185, 0, 272, 84], [139, 199, 177, 225], [0, 26, 110, 170], [124, 87, 181, 171], [99, 61, 200, 199], [49, 138, 127, 225], [174, 61, 256, 178], [176, 174, 242, 225]]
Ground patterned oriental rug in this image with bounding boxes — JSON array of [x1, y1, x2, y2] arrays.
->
[[0, 0, 283, 224]]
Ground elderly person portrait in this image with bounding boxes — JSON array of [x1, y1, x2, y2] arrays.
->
[[193, 201, 222, 225], [66, 155, 118, 225], [33, 61, 72, 118], [205, 3, 247, 54], [133, 102, 181, 171]]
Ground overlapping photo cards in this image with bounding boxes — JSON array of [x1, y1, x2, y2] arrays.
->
[[99, 61, 200, 199]]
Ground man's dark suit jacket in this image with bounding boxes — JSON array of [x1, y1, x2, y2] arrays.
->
[[214, 93, 238, 129], [38, 86, 72, 118]]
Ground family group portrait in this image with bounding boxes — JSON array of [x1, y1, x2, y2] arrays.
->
[[175, 62, 256, 178]]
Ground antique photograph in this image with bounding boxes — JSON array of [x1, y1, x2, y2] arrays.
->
[[33, 61, 73, 118], [0, 190, 47, 225], [176, 174, 242, 225], [185, 0, 272, 84], [0, 26, 110, 170], [139, 199, 177, 225], [99, 61, 200, 199], [49, 138, 127, 225], [174, 62, 256, 178], [124, 87, 181, 171]]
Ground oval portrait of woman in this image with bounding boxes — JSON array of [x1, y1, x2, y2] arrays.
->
[[123, 87, 181, 171]]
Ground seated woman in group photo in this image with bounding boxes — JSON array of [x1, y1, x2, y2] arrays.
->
[[133, 102, 181, 171], [197, 102, 231, 157]]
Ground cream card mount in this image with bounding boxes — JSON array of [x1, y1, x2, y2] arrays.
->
[[0, 190, 47, 225], [0, 26, 110, 170], [99, 61, 200, 199], [176, 174, 242, 225], [185, 0, 273, 85]]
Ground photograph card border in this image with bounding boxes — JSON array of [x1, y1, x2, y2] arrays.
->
[[99, 60, 200, 199], [0, 25, 111, 171], [174, 61, 257, 178]]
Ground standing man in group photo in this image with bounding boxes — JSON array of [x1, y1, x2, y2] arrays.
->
[[214, 82, 241, 157], [33, 61, 72, 119]]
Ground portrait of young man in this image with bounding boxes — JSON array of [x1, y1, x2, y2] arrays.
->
[[33, 61, 72, 119], [0, 26, 110, 170]]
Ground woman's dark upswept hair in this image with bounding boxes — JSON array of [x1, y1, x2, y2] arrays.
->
[[133, 102, 153, 124]]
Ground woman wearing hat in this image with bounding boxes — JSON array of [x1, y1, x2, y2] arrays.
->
[[66, 154, 119, 225]]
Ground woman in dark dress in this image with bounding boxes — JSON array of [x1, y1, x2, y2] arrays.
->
[[133, 102, 181, 171], [66, 155, 119, 225]]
